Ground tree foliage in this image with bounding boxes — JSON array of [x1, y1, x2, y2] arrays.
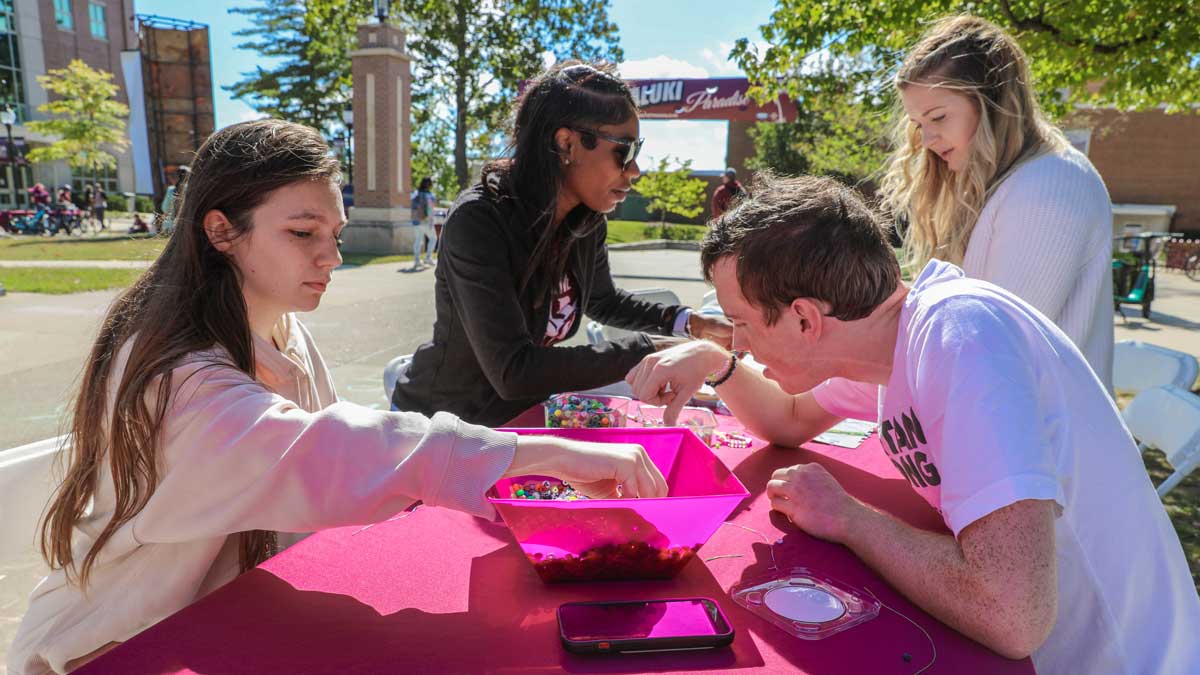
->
[[402, 0, 623, 189], [25, 60, 129, 172], [732, 1, 1200, 120], [230, 0, 624, 194], [634, 157, 707, 235], [227, 0, 351, 133]]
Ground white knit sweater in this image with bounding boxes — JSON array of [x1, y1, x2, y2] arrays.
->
[[962, 145, 1114, 390]]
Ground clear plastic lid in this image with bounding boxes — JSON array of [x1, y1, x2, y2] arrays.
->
[[730, 567, 880, 640]]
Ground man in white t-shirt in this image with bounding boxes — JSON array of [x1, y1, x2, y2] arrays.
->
[[626, 174, 1200, 674]]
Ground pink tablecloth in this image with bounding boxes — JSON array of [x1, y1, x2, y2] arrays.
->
[[81, 407, 1034, 674]]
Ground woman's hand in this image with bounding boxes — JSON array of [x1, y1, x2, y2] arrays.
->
[[688, 313, 733, 349], [507, 436, 668, 499]]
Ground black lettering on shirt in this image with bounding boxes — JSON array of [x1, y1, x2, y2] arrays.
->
[[880, 408, 941, 490]]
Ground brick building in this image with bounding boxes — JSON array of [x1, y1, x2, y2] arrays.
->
[[1068, 109, 1200, 237], [0, 0, 137, 208]]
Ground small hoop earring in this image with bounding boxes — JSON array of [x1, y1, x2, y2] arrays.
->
[[563, 158, 571, 166]]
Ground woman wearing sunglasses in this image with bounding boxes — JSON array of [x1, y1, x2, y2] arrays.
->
[[392, 61, 731, 426]]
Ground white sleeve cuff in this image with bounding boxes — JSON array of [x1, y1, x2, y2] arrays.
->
[[672, 308, 692, 337], [944, 474, 1064, 537]]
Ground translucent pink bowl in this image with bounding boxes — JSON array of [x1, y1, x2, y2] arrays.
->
[[489, 427, 750, 583]]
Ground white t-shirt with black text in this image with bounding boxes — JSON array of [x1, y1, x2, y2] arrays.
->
[[812, 260, 1200, 675]]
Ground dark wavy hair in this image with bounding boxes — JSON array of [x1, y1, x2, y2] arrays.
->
[[482, 60, 638, 305]]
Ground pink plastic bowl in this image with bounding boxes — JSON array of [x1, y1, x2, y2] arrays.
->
[[489, 427, 750, 583]]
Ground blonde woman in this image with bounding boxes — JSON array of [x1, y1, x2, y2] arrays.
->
[[881, 15, 1114, 389]]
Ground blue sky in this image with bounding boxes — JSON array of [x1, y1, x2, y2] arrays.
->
[[133, 0, 778, 170]]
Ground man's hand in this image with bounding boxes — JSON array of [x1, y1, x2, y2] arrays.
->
[[688, 313, 733, 349], [626, 340, 729, 424], [766, 463, 865, 543]]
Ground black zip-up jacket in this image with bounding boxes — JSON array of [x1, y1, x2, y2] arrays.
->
[[391, 182, 685, 426]]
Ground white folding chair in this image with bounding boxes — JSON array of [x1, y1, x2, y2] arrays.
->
[[382, 353, 413, 402], [1122, 385, 1200, 497], [0, 435, 67, 557], [1112, 341, 1199, 395], [586, 287, 683, 345]]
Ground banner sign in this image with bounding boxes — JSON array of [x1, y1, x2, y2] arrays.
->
[[625, 77, 796, 123]]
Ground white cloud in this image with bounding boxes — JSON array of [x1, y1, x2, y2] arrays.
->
[[700, 42, 741, 77], [237, 109, 268, 123], [618, 55, 708, 79], [639, 119, 728, 172]]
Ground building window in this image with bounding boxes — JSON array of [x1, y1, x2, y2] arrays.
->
[[55, 0, 73, 31], [72, 164, 119, 207], [0, 0, 25, 123], [89, 2, 106, 40]]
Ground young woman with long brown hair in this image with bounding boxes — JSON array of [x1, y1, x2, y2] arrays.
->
[[880, 15, 1114, 389], [8, 119, 666, 675]]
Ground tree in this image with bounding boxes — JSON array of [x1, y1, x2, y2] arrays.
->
[[232, 0, 624, 192], [227, 0, 350, 134], [25, 60, 128, 172], [732, 1, 1200, 120], [402, 0, 623, 189], [634, 157, 707, 237]]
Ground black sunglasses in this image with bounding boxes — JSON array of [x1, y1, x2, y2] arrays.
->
[[570, 127, 645, 171]]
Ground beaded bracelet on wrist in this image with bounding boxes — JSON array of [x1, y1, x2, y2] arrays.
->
[[705, 352, 738, 388]]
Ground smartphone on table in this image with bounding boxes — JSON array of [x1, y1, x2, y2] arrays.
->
[[558, 597, 734, 654]]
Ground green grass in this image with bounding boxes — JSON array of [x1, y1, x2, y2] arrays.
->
[[338, 252, 415, 266], [0, 266, 144, 294], [0, 233, 166, 261], [1116, 389, 1200, 593], [1144, 448, 1200, 592], [606, 219, 707, 244]]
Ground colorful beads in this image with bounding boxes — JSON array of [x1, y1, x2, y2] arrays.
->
[[508, 479, 589, 501], [530, 542, 703, 582], [544, 394, 623, 429]]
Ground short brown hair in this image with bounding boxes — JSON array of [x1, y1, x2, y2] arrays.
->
[[701, 172, 900, 323]]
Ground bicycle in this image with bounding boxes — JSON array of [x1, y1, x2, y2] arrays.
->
[[1185, 253, 1200, 282]]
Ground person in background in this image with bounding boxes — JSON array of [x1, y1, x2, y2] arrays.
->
[[710, 167, 743, 219], [55, 184, 72, 207], [391, 61, 732, 426], [160, 166, 189, 234], [880, 15, 1113, 389], [82, 184, 95, 232], [8, 119, 666, 675], [28, 183, 51, 219], [410, 176, 436, 270], [91, 183, 107, 232], [128, 212, 151, 234]]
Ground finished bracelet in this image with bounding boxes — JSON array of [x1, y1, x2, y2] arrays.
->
[[705, 352, 739, 388]]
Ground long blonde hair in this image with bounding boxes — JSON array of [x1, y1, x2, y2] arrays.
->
[[880, 15, 1068, 270], [40, 120, 341, 588]]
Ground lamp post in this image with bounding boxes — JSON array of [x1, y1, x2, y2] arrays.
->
[[374, 0, 389, 23], [342, 102, 354, 188]]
